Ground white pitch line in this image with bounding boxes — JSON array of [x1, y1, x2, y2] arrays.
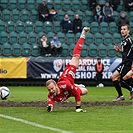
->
[[0, 114, 71, 133]]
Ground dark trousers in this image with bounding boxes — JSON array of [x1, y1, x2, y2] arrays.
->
[[96, 73, 103, 85]]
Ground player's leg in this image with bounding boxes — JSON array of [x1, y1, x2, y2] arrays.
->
[[70, 27, 90, 67], [75, 84, 88, 95]]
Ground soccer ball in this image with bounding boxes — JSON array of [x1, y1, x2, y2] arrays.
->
[[98, 83, 104, 87], [0, 86, 10, 100]]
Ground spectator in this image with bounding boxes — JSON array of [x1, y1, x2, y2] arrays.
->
[[73, 14, 82, 34], [93, 4, 105, 23], [40, 35, 52, 56], [117, 11, 130, 33], [123, 0, 133, 11], [60, 14, 73, 33], [50, 35, 62, 56], [49, 6, 58, 22], [103, 2, 115, 22], [38, 0, 50, 22], [88, 0, 98, 10], [95, 58, 104, 87], [109, 0, 120, 11]]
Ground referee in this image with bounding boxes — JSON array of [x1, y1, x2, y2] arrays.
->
[[111, 24, 133, 101]]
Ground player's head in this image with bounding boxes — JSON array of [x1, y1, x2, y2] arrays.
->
[[46, 79, 59, 96], [121, 24, 130, 38]]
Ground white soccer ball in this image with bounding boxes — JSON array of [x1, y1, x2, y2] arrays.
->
[[99, 83, 104, 87], [0, 86, 10, 100]]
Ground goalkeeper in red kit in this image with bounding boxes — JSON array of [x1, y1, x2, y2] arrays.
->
[[46, 27, 90, 112]]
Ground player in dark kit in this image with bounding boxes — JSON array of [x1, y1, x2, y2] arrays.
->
[[46, 27, 90, 112], [111, 24, 133, 101]]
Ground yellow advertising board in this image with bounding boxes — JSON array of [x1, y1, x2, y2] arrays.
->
[[0, 58, 27, 78]]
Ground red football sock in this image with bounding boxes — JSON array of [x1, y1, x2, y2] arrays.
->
[[73, 38, 85, 57]]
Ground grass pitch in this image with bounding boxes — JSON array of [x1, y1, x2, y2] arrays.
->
[[0, 86, 133, 133]]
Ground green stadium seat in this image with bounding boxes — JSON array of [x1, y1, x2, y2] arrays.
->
[[28, 32, 37, 44], [8, 0, 17, 10], [0, 44, 2, 56], [20, 9, 29, 22], [71, 0, 81, 11], [47, 0, 53, 9], [103, 33, 112, 46], [54, 0, 62, 10], [82, 21, 90, 27], [109, 22, 118, 34], [19, 32, 28, 44], [30, 10, 38, 22], [12, 43, 21, 57], [63, 1, 71, 11], [66, 10, 74, 20], [57, 10, 65, 21], [22, 43, 31, 57], [85, 33, 94, 45], [37, 32, 45, 42], [36, 0, 42, 5], [90, 22, 99, 33], [112, 33, 121, 44], [75, 32, 80, 42], [81, 44, 88, 57], [61, 43, 70, 57], [34, 21, 43, 33], [27, 0, 36, 10], [25, 21, 34, 33], [47, 32, 55, 42], [44, 21, 53, 33], [1, 0, 8, 9], [88, 44, 98, 57], [94, 33, 103, 45], [81, 0, 88, 11], [0, 20, 6, 32], [84, 10, 93, 22], [66, 33, 75, 45], [57, 32, 65, 44], [107, 44, 117, 57], [0, 31, 8, 43], [11, 9, 20, 22], [53, 21, 62, 33], [2, 43, 12, 56], [18, 0, 27, 10], [15, 21, 25, 33], [130, 22, 133, 33], [69, 43, 75, 55], [9, 31, 18, 44], [2, 9, 11, 21], [99, 22, 109, 34], [113, 11, 119, 22], [31, 43, 40, 57], [7, 21, 15, 33], [98, 44, 107, 57], [117, 5, 124, 12], [98, 0, 106, 6]]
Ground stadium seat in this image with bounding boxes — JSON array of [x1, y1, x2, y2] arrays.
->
[[2, 9, 11, 21], [28, 32, 37, 44], [19, 31, 28, 44], [31, 43, 40, 57], [20, 9, 30, 22], [25, 21, 34, 33], [61, 43, 70, 57], [1, 0, 8, 10], [63, 1, 71, 11], [15, 21, 25, 33], [11, 9, 20, 22], [81, 44, 88, 57], [8, 0, 18, 10], [71, 0, 81, 11], [36, 0, 42, 5], [129, 11, 133, 22], [103, 33, 112, 46], [130, 22, 133, 33], [17, 0, 27, 10], [57, 32, 65, 44], [98, 44, 107, 57], [82, 21, 90, 28], [2, 43, 12, 56], [98, 0, 106, 6], [44, 21, 53, 33], [69, 43, 75, 55], [94, 33, 103, 45], [66, 33, 75, 45], [85, 33, 94, 45], [34, 21, 44, 33], [9, 31, 18, 44], [81, 0, 88, 11], [12, 43, 21, 57], [6, 21, 15, 33], [90, 22, 99, 33], [88, 44, 98, 57], [30, 10, 38, 22], [53, 21, 62, 33], [47, 0, 53, 9], [37, 32, 45, 42], [22, 43, 31, 57], [117, 4, 124, 12], [0, 20, 6, 32], [113, 11, 119, 22], [99, 22, 109, 34], [0, 44, 2, 56], [84, 10, 93, 22], [27, 0, 36, 10], [54, 0, 62, 10], [107, 44, 117, 57], [47, 32, 55, 42], [109, 22, 118, 34], [112, 33, 121, 44], [57, 10, 65, 21], [75, 32, 80, 42], [0, 31, 8, 43], [66, 10, 74, 20]]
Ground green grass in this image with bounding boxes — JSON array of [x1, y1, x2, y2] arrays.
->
[[0, 86, 133, 133]]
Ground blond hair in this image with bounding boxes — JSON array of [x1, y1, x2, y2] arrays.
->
[[46, 79, 56, 87]]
